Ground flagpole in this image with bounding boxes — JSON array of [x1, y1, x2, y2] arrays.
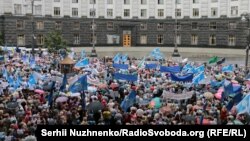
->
[[172, 0, 180, 58], [90, 2, 98, 57]]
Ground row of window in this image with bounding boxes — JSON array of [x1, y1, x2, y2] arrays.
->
[[52, 0, 238, 5], [16, 20, 237, 31], [154, 34, 236, 46], [16, 20, 115, 30], [13, 4, 239, 18], [16, 34, 236, 47]]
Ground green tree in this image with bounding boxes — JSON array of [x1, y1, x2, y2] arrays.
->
[[44, 30, 69, 53], [0, 32, 4, 46]]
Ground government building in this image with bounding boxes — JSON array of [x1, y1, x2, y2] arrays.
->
[[0, 0, 249, 48]]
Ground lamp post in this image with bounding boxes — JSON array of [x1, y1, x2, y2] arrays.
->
[[90, 2, 97, 57], [172, 0, 180, 57], [31, 0, 35, 56], [241, 13, 250, 76]]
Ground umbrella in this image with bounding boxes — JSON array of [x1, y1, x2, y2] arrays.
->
[[34, 89, 45, 94], [6, 102, 18, 110], [204, 92, 214, 99], [149, 97, 161, 109], [87, 101, 103, 113], [55, 96, 68, 103]]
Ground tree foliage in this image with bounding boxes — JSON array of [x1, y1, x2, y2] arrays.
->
[[0, 32, 4, 46], [44, 30, 68, 53]]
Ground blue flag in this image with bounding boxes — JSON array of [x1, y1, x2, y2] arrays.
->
[[160, 66, 181, 73], [194, 65, 205, 74], [236, 94, 250, 115], [192, 72, 205, 84], [145, 64, 158, 69], [81, 49, 86, 59], [113, 53, 121, 64], [222, 65, 233, 73], [150, 48, 164, 60], [113, 64, 129, 70], [121, 54, 128, 63], [69, 75, 88, 93], [60, 74, 68, 92], [114, 73, 138, 82], [28, 74, 36, 86], [121, 90, 136, 112], [224, 80, 234, 96], [170, 73, 193, 82], [182, 63, 192, 72], [30, 57, 36, 68], [210, 80, 225, 88], [48, 81, 56, 107], [75, 58, 89, 68]]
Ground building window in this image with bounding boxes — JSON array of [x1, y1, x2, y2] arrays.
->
[[107, 35, 119, 44], [36, 21, 44, 30], [91, 33, 97, 44], [73, 22, 80, 30], [209, 22, 216, 30], [228, 35, 236, 46], [158, 0, 164, 4], [72, 8, 78, 17], [140, 23, 147, 30], [177, 22, 181, 30], [158, 9, 164, 18], [90, 9, 96, 17], [73, 34, 80, 45], [36, 34, 44, 45], [193, 0, 199, 3], [157, 35, 164, 44], [191, 34, 198, 45], [176, 0, 181, 4], [124, 0, 130, 4], [140, 35, 147, 44], [107, 0, 113, 4], [107, 22, 114, 30], [90, 22, 96, 30], [141, 9, 147, 18], [72, 0, 78, 3], [176, 9, 181, 17], [16, 20, 24, 29], [193, 8, 199, 17], [229, 22, 237, 29], [107, 9, 113, 17], [55, 21, 62, 30], [176, 34, 181, 45], [211, 8, 218, 17], [191, 22, 198, 30], [231, 6, 238, 16], [90, 0, 96, 4], [209, 35, 216, 45], [211, 0, 218, 2], [17, 35, 25, 46], [157, 23, 164, 30], [14, 4, 22, 15], [54, 7, 60, 16], [34, 5, 42, 16], [124, 9, 130, 17], [141, 0, 147, 4]]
